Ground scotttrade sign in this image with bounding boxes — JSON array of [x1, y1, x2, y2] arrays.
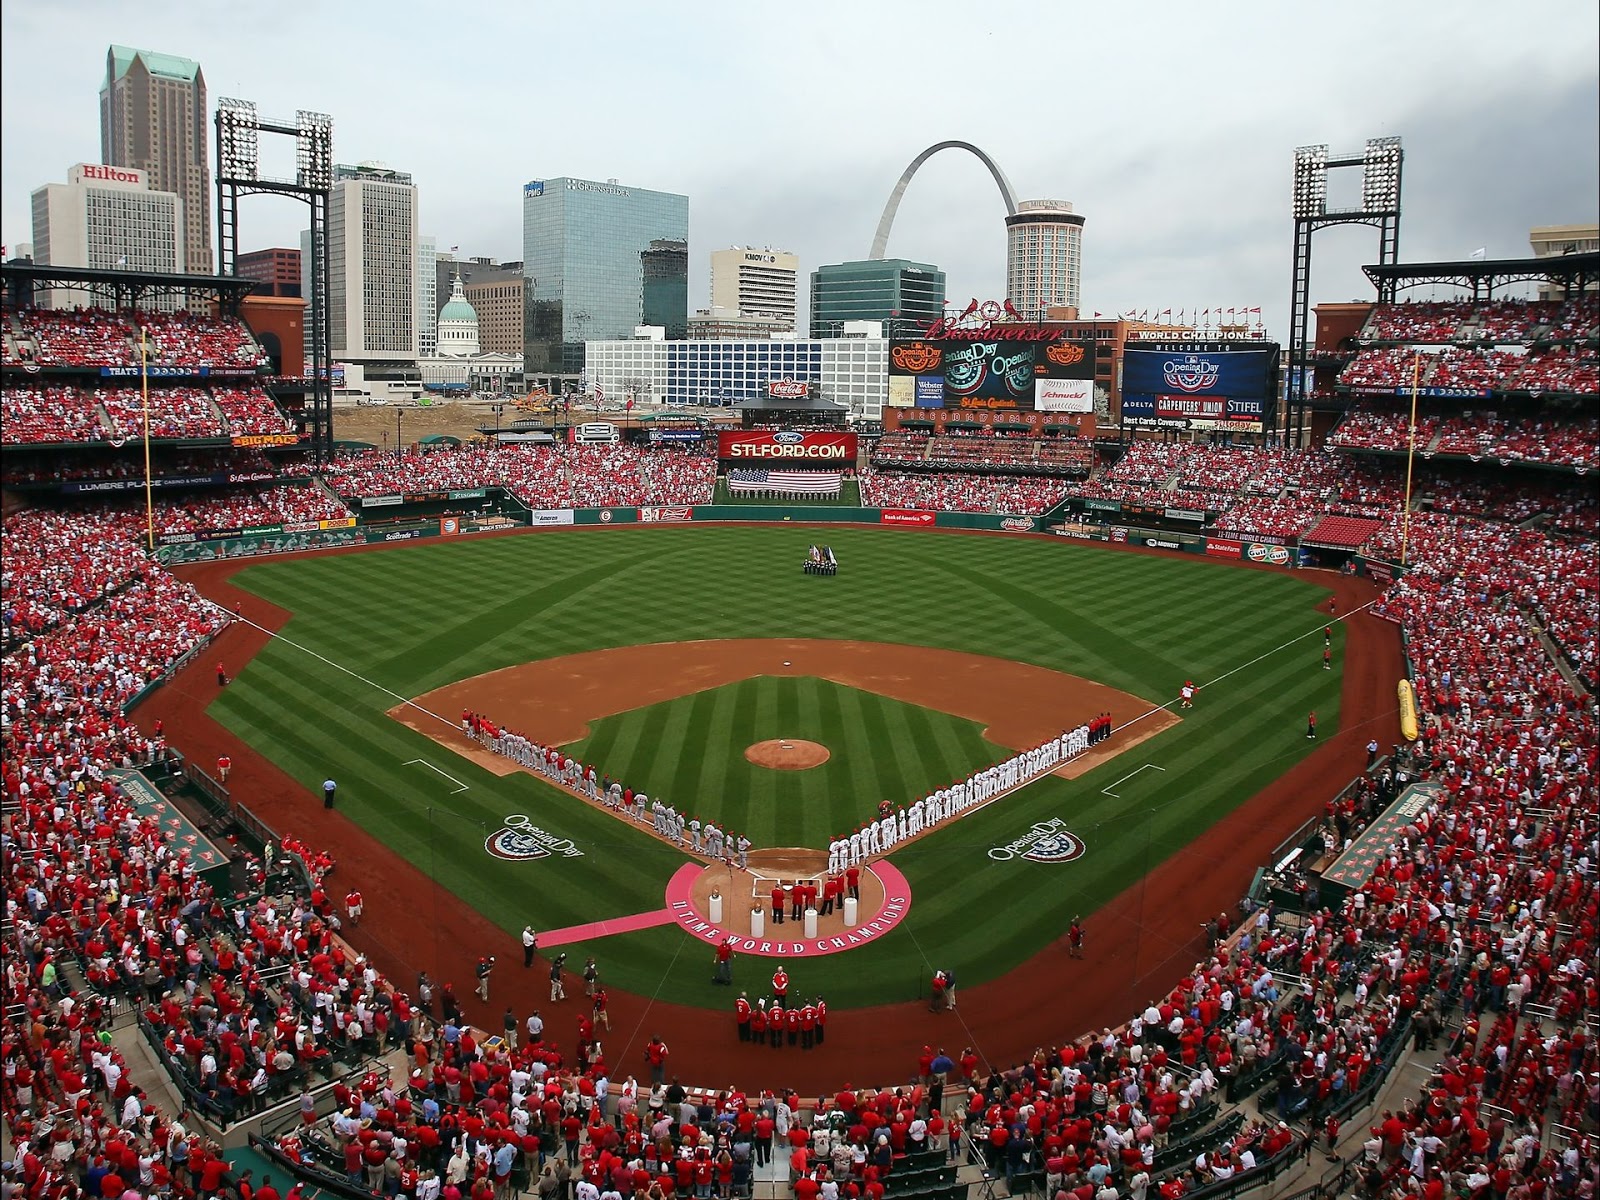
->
[[717, 430, 857, 462]]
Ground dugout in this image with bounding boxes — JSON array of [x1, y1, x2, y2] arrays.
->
[[1316, 780, 1442, 908]]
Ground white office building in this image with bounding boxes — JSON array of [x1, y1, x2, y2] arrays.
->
[[586, 321, 888, 417], [30, 163, 184, 308], [709, 246, 800, 333], [1005, 199, 1085, 320], [323, 162, 419, 364]]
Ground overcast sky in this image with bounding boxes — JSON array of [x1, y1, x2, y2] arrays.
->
[[4, 1, 1596, 336]]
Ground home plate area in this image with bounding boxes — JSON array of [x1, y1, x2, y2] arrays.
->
[[667, 858, 912, 958]]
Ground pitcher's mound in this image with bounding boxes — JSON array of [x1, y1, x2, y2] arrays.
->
[[745, 739, 830, 770]]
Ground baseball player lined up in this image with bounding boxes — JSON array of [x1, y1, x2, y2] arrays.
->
[[826, 718, 1108, 870], [464, 710, 750, 868]]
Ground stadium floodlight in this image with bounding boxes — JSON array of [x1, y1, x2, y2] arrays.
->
[[296, 110, 334, 191], [1362, 136, 1403, 213], [1292, 145, 1327, 219], [216, 98, 259, 181]]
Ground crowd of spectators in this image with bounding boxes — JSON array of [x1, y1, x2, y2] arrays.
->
[[143, 311, 271, 369], [97, 387, 229, 441], [4, 306, 269, 369], [871, 433, 1092, 477], [1, 384, 107, 445], [209, 388, 296, 436], [858, 468, 1069, 514], [4, 306, 142, 366], [1339, 345, 1597, 396], [2, 383, 298, 445], [321, 444, 715, 509], [1359, 295, 1597, 345], [3, 413, 1599, 1200]]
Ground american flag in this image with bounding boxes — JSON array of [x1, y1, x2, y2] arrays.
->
[[594, 382, 604, 401], [728, 469, 842, 495]]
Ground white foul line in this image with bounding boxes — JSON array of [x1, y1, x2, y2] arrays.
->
[[404, 759, 469, 794], [1102, 763, 1167, 797]]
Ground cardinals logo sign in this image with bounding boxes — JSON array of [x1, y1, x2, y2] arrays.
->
[[485, 814, 584, 860], [890, 342, 943, 373]]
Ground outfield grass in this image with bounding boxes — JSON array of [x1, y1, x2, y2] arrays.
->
[[571, 677, 1004, 848], [214, 525, 1343, 1008]]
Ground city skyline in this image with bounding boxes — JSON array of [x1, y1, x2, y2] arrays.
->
[[1, 1, 1595, 340]]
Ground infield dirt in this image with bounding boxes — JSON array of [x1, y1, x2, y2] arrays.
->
[[142, 538, 1398, 1092]]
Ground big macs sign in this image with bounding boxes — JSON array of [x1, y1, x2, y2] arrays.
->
[[717, 430, 857, 462]]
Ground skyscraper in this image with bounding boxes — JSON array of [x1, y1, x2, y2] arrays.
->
[[1005, 199, 1085, 320], [522, 176, 689, 373], [641, 239, 689, 339], [809, 259, 945, 337], [417, 236, 439, 356], [710, 247, 799, 333], [319, 162, 419, 364], [100, 45, 211, 276]]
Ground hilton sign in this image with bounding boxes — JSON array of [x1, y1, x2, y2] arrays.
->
[[73, 163, 146, 187]]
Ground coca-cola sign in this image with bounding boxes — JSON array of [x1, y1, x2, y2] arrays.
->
[[767, 379, 809, 399]]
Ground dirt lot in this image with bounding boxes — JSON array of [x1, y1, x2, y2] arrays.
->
[[331, 400, 629, 447]]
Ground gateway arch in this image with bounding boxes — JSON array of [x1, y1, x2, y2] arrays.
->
[[869, 140, 1019, 260]]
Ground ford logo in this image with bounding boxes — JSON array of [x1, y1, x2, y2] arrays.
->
[[774, 432, 805, 444]]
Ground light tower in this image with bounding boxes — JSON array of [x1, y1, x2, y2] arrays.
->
[[1286, 137, 1402, 442]]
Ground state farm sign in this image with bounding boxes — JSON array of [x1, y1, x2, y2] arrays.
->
[[717, 430, 856, 461], [72, 163, 146, 187]]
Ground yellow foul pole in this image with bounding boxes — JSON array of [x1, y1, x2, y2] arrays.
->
[[142, 328, 154, 551]]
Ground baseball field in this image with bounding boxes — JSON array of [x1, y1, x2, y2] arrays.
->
[[143, 523, 1397, 1084]]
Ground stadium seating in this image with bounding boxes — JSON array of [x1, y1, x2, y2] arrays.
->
[[321, 443, 715, 508], [3, 361, 1595, 1200]]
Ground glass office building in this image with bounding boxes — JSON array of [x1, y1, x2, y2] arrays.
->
[[809, 258, 946, 337], [522, 177, 689, 374]]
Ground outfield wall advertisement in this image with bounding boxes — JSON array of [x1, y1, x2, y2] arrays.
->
[[717, 430, 857, 461]]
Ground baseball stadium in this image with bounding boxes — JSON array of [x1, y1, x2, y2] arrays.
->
[[3, 128, 1597, 1200]]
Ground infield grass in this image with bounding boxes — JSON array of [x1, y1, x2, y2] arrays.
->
[[571, 677, 1003, 848], [211, 525, 1345, 1008]]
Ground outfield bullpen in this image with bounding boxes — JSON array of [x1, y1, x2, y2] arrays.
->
[[139, 524, 1400, 1089]]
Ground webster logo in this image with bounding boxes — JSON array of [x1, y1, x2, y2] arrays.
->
[[1162, 355, 1221, 393]]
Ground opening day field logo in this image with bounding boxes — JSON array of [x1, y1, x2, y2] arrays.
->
[[485, 814, 585, 860], [989, 817, 1086, 862]]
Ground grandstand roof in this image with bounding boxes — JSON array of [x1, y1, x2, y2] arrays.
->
[[1363, 250, 1600, 294], [734, 395, 849, 412], [2, 262, 256, 313]]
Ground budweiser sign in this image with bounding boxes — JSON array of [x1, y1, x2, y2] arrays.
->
[[923, 298, 1061, 343]]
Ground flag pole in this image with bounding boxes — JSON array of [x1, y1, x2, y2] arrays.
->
[[1399, 350, 1421, 567], [141, 326, 155, 551]]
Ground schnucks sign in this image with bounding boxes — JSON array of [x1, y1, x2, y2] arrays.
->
[[717, 430, 857, 462]]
